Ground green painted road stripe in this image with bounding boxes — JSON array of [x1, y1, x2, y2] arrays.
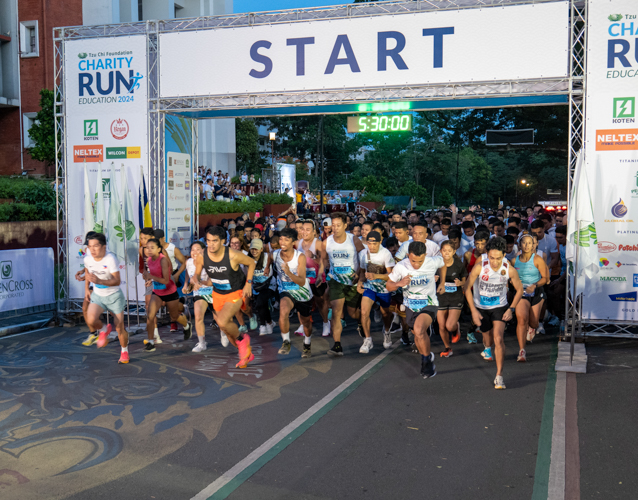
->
[[532, 341, 559, 500], [192, 343, 399, 500]]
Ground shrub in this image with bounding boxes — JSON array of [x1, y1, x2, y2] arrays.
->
[[0, 177, 56, 221], [199, 199, 263, 215], [251, 193, 293, 205], [0, 203, 41, 222]]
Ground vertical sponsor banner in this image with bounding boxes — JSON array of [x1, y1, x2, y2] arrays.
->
[[64, 36, 148, 300], [278, 163, 296, 200], [0, 249, 54, 312], [583, 0, 638, 320], [165, 115, 193, 255]]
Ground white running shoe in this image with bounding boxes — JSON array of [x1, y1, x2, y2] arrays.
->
[[294, 325, 305, 336], [154, 334, 163, 344], [220, 331, 229, 347], [389, 314, 402, 333], [527, 327, 536, 343], [192, 342, 207, 353], [249, 315, 259, 331], [383, 328, 392, 349], [517, 349, 527, 362], [359, 337, 373, 354], [266, 321, 275, 334], [494, 375, 506, 389], [537, 322, 546, 335], [259, 325, 268, 336], [322, 322, 331, 337]]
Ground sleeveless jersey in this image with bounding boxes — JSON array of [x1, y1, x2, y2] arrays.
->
[[147, 253, 177, 296], [473, 257, 510, 310], [203, 246, 246, 294], [325, 233, 358, 285], [273, 249, 313, 302], [186, 258, 212, 297], [165, 242, 178, 271], [300, 238, 322, 285], [252, 254, 272, 296], [515, 252, 542, 297]]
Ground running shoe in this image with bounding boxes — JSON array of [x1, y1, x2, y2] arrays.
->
[[328, 308, 332, 320], [373, 309, 382, 323], [118, 351, 130, 364], [359, 337, 373, 354], [537, 322, 546, 335], [322, 322, 331, 337], [192, 342, 207, 353], [327, 344, 344, 356], [235, 335, 254, 368], [401, 329, 412, 346], [411, 343, 419, 354], [210, 322, 220, 331], [481, 347, 494, 361], [341, 319, 347, 328], [278, 340, 291, 355], [357, 323, 364, 338], [294, 325, 305, 336], [220, 331, 230, 347], [548, 315, 560, 327], [451, 323, 461, 344], [82, 333, 98, 346], [301, 344, 312, 358], [517, 349, 527, 362], [144, 342, 155, 352], [154, 330, 163, 344], [382, 328, 392, 349], [421, 352, 436, 379], [238, 325, 248, 334], [96, 325, 112, 348], [467, 332, 477, 344], [170, 322, 179, 332], [249, 315, 259, 331], [494, 375, 506, 390], [266, 322, 275, 334], [440, 347, 453, 358], [527, 327, 536, 343], [389, 314, 403, 333], [259, 325, 268, 336], [183, 322, 192, 341]]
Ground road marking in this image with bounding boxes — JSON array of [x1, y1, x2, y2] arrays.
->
[[548, 371, 567, 500], [191, 342, 400, 500]]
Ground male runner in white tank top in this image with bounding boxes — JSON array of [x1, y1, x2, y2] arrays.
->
[[323, 212, 365, 356], [465, 236, 524, 389]]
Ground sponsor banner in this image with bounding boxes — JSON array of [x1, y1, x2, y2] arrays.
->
[[64, 35, 148, 300], [159, 2, 569, 98], [583, 0, 638, 321], [0, 248, 55, 312]]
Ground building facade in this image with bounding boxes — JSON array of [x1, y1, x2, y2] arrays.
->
[[0, 0, 235, 177]]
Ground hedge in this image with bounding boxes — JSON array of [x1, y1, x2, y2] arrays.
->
[[199, 199, 263, 215], [250, 193, 293, 205]]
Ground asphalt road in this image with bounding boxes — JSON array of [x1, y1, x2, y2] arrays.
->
[[0, 312, 635, 500]]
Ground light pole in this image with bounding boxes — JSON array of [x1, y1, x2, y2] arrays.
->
[[516, 178, 527, 208], [269, 132, 276, 193]]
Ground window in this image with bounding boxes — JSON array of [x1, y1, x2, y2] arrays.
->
[[138, 0, 143, 21], [174, 2, 183, 18], [19, 21, 39, 58], [23, 113, 38, 148]]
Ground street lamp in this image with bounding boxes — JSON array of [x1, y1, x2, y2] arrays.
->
[[516, 178, 527, 207], [269, 132, 276, 168]]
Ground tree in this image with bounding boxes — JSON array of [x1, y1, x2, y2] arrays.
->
[[27, 89, 57, 169], [235, 118, 267, 176]]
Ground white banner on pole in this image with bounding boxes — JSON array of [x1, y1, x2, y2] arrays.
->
[[166, 152, 193, 255], [0, 249, 54, 312], [64, 36, 148, 301], [159, 2, 569, 98], [582, 0, 638, 321]]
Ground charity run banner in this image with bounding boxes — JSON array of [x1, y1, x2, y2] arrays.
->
[[159, 1, 569, 97], [64, 35, 148, 301], [0, 249, 54, 312], [165, 115, 194, 255], [582, 0, 638, 321]]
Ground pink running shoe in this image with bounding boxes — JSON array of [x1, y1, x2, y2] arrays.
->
[[97, 324, 112, 348], [118, 351, 130, 364], [235, 335, 254, 368]]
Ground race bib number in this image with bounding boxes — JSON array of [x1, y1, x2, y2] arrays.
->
[[195, 286, 213, 297], [306, 268, 317, 279], [95, 284, 108, 289], [445, 285, 457, 293], [212, 280, 231, 291], [280, 281, 300, 291], [153, 282, 166, 291], [334, 266, 351, 274], [479, 295, 499, 306], [406, 298, 428, 311]]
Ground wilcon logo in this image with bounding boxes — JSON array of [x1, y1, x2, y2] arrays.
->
[[78, 53, 144, 98]]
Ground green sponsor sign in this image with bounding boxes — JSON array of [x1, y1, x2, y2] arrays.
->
[[106, 147, 127, 159]]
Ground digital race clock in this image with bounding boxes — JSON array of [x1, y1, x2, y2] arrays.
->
[[347, 114, 412, 133]]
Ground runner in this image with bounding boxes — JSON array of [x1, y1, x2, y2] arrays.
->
[[143, 238, 192, 352], [79, 231, 99, 346], [83, 233, 130, 364], [395, 222, 440, 262], [273, 228, 314, 358], [462, 228, 490, 341], [323, 212, 365, 356], [464, 236, 524, 389], [436, 240, 468, 357], [183, 241, 213, 352], [193, 226, 257, 368], [154, 229, 187, 333], [512, 234, 549, 361], [138, 227, 162, 344], [356, 231, 396, 352], [248, 238, 276, 336], [297, 219, 331, 337], [432, 217, 451, 244], [386, 241, 446, 379]]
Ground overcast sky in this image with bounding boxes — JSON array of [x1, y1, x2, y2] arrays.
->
[[233, 0, 345, 13]]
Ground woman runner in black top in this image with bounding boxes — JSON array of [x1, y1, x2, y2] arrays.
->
[[436, 241, 468, 357]]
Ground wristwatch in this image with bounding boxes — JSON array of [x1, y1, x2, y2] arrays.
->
[[509, 307, 515, 312], [247, 279, 253, 284]]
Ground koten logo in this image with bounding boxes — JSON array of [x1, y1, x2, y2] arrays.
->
[[73, 145, 103, 162], [598, 241, 617, 253], [110, 119, 129, 140]]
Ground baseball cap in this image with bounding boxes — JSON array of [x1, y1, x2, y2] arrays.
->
[[249, 239, 263, 250], [276, 219, 287, 231], [322, 218, 332, 227], [228, 222, 236, 229]]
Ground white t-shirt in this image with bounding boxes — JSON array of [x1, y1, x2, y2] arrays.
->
[[358, 246, 395, 294], [84, 252, 120, 297], [432, 231, 449, 244], [395, 239, 441, 261], [456, 239, 472, 259], [388, 255, 445, 310], [536, 234, 558, 265]]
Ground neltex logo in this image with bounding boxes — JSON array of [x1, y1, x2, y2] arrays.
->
[[596, 129, 638, 151], [613, 97, 635, 123], [73, 145, 103, 162], [1, 261, 12, 279], [605, 198, 633, 223], [84, 119, 99, 140]]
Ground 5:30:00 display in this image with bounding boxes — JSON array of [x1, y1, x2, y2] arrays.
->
[[347, 114, 412, 133]]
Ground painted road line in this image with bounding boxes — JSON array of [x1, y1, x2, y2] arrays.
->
[[564, 373, 581, 500], [532, 341, 559, 500], [191, 342, 401, 500], [548, 371, 567, 500]]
